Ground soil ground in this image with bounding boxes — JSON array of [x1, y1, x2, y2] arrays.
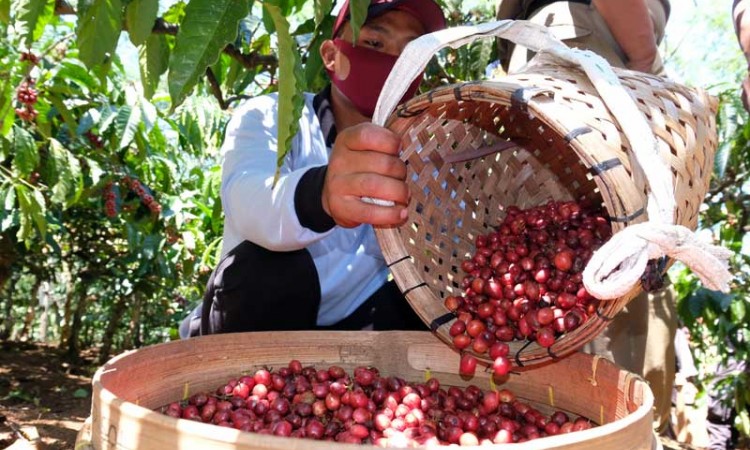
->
[[0, 340, 716, 449], [0, 341, 95, 449]]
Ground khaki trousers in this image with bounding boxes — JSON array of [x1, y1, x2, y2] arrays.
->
[[582, 286, 677, 431], [507, 0, 668, 76]]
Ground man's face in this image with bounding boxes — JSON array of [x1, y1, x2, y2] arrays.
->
[[338, 9, 426, 56]]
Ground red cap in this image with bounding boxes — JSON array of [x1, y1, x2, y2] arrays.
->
[[332, 0, 446, 38]]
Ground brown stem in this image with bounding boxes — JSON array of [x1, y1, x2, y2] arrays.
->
[[224, 95, 252, 107], [152, 18, 278, 72], [50, 9, 278, 72], [54, 0, 75, 15], [205, 67, 227, 109]]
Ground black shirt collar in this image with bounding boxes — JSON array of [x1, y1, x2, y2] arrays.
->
[[312, 84, 337, 148]]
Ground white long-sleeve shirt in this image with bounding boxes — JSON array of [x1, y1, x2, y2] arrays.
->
[[219, 91, 389, 326]]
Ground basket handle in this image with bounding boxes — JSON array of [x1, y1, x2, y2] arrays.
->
[[372, 20, 732, 297], [373, 20, 676, 226], [373, 20, 561, 126]]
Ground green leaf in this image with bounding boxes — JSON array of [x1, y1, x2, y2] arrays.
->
[[114, 104, 141, 149], [76, 0, 123, 69], [141, 234, 161, 259], [98, 105, 119, 133], [11, 125, 38, 177], [314, 0, 333, 28], [125, 0, 157, 46], [47, 94, 78, 137], [83, 157, 104, 185], [264, 3, 305, 183], [72, 388, 89, 398], [53, 60, 100, 93], [48, 139, 82, 206], [4, 184, 15, 210], [0, 0, 9, 23], [139, 33, 169, 99], [348, 0, 369, 43], [167, 0, 249, 110], [739, 409, 750, 438], [730, 298, 747, 323], [0, 81, 13, 136], [14, 184, 46, 243], [304, 14, 334, 93], [12, 0, 54, 47], [0, 135, 9, 160]]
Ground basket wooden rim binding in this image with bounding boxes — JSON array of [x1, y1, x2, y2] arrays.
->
[[375, 63, 717, 367], [79, 331, 657, 450]]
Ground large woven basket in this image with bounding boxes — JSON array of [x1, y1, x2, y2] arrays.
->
[[373, 22, 718, 367], [77, 331, 658, 449]]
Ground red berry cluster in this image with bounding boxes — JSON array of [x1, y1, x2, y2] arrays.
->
[[125, 177, 162, 214], [19, 52, 39, 65], [158, 361, 594, 446], [103, 182, 119, 218], [84, 131, 103, 148], [15, 79, 38, 122], [444, 200, 612, 373]]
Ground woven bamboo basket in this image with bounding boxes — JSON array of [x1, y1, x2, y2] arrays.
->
[[373, 22, 718, 367], [76, 331, 658, 449]]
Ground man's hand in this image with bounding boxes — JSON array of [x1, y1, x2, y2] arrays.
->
[[743, 74, 750, 112], [322, 123, 409, 228]]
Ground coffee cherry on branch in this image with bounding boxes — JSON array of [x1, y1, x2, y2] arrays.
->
[[125, 177, 163, 215], [102, 182, 119, 218], [84, 131, 104, 148], [16, 80, 38, 105], [15, 105, 38, 122], [19, 51, 39, 65]]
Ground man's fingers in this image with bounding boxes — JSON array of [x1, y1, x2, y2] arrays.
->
[[328, 173, 409, 206], [332, 197, 408, 228], [331, 150, 406, 180], [337, 123, 402, 156]]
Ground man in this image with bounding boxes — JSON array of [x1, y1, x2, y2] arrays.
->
[[495, 0, 675, 434], [179, 0, 446, 337], [735, 0, 750, 111], [496, 0, 669, 75]]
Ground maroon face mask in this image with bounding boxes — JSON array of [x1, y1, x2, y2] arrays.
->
[[326, 38, 422, 118]]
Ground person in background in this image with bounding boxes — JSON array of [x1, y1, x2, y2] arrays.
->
[[496, 0, 668, 75], [734, 0, 750, 112], [705, 339, 749, 450], [669, 325, 700, 442], [494, 0, 675, 434], [179, 0, 446, 338]]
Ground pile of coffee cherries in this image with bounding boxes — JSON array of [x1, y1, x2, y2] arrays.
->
[[158, 361, 594, 446], [444, 200, 612, 377]]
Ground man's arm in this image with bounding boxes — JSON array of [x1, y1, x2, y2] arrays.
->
[[733, 0, 750, 111], [592, 0, 658, 73], [220, 95, 334, 252]]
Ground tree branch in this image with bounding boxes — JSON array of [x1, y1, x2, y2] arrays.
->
[[708, 170, 740, 200], [54, 0, 75, 15], [152, 18, 278, 72], [205, 67, 226, 110]]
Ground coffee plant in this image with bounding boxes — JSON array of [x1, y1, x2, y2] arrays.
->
[[0, 0, 495, 363]]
